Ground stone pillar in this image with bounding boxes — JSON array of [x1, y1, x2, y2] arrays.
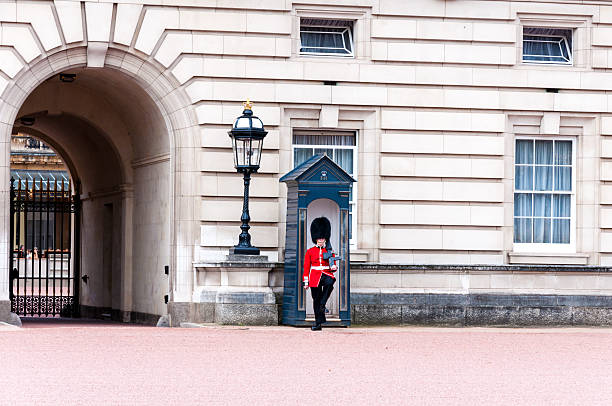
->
[[0, 134, 19, 326], [191, 254, 278, 326], [120, 190, 133, 322]]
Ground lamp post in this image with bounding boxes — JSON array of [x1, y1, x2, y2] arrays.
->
[[228, 100, 268, 255]]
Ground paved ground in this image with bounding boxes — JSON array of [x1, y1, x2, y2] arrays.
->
[[1, 319, 612, 405]]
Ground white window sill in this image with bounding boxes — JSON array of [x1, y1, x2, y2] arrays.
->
[[298, 53, 355, 59], [508, 252, 588, 265]]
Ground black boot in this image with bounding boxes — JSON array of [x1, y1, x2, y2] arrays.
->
[[311, 324, 322, 331]]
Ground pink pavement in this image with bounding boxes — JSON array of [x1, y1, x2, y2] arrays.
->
[[1, 320, 612, 405]]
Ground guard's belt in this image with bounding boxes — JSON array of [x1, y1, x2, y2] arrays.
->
[[311, 265, 330, 270]]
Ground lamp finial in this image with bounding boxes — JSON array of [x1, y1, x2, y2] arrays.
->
[[243, 99, 253, 110]]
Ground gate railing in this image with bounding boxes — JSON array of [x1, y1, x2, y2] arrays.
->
[[9, 178, 80, 317]]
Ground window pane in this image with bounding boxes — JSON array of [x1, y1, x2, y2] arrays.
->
[[561, 38, 570, 59], [554, 167, 571, 191], [515, 140, 533, 164], [535, 166, 553, 191], [294, 148, 313, 168], [535, 140, 553, 164], [301, 26, 346, 33], [293, 132, 355, 146], [300, 23, 353, 55], [335, 149, 353, 175], [314, 148, 333, 158], [514, 193, 532, 217], [533, 218, 551, 243], [553, 219, 570, 243], [301, 32, 345, 49], [524, 28, 572, 48], [534, 194, 551, 217], [343, 31, 352, 52], [555, 141, 572, 165], [301, 19, 352, 28], [515, 166, 533, 190], [301, 47, 350, 55], [523, 38, 565, 62], [514, 218, 532, 243], [522, 28, 572, 64], [553, 195, 571, 218]]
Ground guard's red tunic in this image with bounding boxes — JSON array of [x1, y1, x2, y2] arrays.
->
[[303, 246, 336, 288]]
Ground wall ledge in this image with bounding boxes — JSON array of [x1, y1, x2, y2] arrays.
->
[[508, 252, 589, 266], [350, 263, 611, 273]]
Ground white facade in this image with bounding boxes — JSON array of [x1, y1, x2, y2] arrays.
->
[[1, 0, 612, 324]]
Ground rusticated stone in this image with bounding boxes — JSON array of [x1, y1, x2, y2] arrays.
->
[[194, 303, 215, 323], [466, 306, 517, 326], [352, 304, 401, 325], [400, 305, 430, 324], [214, 303, 278, 325], [401, 306, 465, 326], [571, 307, 612, 326], [168, 302, 193, 327]]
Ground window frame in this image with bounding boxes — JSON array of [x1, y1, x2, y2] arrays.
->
[[522, 27, 573, 65], [513, 136, 576, 253], [291, 130, 358, 248], [299, 19, 355, 58]]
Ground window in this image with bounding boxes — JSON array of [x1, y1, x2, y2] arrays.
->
[[522, 27, 572, 65], [300, 19, 354, 57], [514, 138, 574, 249], [292, 130, 357, 245]]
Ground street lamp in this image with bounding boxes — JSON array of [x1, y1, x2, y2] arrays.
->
[[228, 100, 267, 255]]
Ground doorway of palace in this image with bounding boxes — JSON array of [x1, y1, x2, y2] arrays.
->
[[9, 141, 80, 317], [5, 63, 174, 322]]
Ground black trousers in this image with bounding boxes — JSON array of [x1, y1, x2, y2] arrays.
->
[[311, 274, 335, 325]]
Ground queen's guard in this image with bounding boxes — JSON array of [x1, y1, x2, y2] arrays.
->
[[303, 217, 337, 330]]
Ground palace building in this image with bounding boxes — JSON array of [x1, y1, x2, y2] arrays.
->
[[2, 0, 612, 326]]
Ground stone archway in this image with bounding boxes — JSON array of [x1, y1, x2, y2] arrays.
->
[[0, 46, 199, 325]]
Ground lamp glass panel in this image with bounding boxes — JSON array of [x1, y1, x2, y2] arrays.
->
[[252, 118, 263, 129], [235, 138, 246, 166], [244, 138, 251, 166], [245, 138, 253, 166], [251, 138, 262, 167], [235, 117, 251, 129], [231, 137, 239, 168]]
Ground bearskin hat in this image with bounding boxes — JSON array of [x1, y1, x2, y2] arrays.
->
[[310, 217, 331, 244]]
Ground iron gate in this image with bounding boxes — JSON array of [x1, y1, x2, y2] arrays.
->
[[9, 178, 81, 317]]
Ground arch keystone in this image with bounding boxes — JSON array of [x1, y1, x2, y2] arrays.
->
[[87, 42, 109, 68]]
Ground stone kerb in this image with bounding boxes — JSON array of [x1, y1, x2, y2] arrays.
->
[[192, 255, 278, 326]]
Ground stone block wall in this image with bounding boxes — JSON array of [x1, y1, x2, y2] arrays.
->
[[351, 292, 612, 327], [2, 1, 612, 325], [349, 264, 612, 326], [0, 0, 610, 268]]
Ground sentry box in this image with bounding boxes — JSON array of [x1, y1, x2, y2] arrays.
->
[[280, 154, 355, 326]]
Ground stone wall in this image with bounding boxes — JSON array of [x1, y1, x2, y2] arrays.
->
[[0, 0, 609, 269], [352, 292, 612, 326], [1, 0, 612, 324], [350, 264, 612, 326]]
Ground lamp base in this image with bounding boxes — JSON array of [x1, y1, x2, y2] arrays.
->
[[230, 245, 260, 255]]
